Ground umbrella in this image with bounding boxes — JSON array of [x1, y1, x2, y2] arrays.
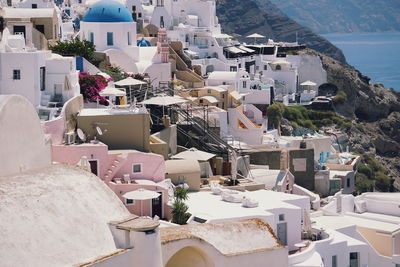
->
[[247, 33, 266, 44], [123, 188, 160, 216], [300, 80, 317, 86], [141, 95, 188, 106], [171, 147, 216, 161], [114, 77, 147, 86], [99, 86, 126, 97]]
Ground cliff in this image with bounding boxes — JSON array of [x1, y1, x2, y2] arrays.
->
[[216, 0, 347, 63], [260, 0, 400, 34]]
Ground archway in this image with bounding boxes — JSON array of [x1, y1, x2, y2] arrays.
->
[[206, 65, 214, 74], [318, 83, 338, 97], [275, 64, 281, 71], [166, 246, 215, 267]]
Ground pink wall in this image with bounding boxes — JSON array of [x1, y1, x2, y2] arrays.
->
[[114, 152, 165, 182], [42, 116, 66, 145], [108, 182, 170, 219]]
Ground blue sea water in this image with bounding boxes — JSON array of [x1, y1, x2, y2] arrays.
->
[[322, 32, 400, 91]]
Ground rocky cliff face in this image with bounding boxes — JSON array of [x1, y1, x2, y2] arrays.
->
[[216, 0, 347, 63], [299, 49, 400, 181], [259, 0, 400, 34]]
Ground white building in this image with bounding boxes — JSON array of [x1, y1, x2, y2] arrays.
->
[[0, 29, 80, 118], [79, 0, 171, 87]]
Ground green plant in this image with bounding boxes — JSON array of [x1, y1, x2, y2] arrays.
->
[[355, 173, 374, 193], [171, 188, 190, 225], [50, 37, 99, 66], [332, 90, 347, 105], [357, 164, 373, 179], [267, 102, 285, 129]]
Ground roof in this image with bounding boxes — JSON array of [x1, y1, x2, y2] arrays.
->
[[165, 159, 201, 174], [160, 218, 281, 255], [208, 71, 238, 81], [203, 86, 228, 92], [0, 164, 130, 266], [83, 0, 134, 23], [200, 95, 219, 104], [2, 7, 54, 18], [248, 169, 287, 190]]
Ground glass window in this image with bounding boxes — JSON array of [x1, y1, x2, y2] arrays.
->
[[125, 198, 135, 206], [332, 255, 337, 267], [13, 69, 21, 80], [264, 65, 268, 70], [40, 67, 45, 91], [279, 214, 285, 221], [107, 32, 113, 46], [132, 163, 142, 173], [347, 178, 350, 187], [127, 32, 131, 45], [242, 81, 247, 88], [32, 3, 37, 8], [90, 32, 94, 43]]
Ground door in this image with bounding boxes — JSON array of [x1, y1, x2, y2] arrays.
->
[[13, 25, 26, 39], [35, 25, 45, 34], [88, 160, 98, 176], [152, 192, 162, 218], [277, 222, 287, 245], [349, 252, 359, 267]]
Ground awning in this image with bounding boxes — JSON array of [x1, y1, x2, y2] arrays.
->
[[184, 50, 199, 56], [114, 77, 147, 86], [226, 46, 245, 54], [214, 33, 232, 39], [238, 45, 255, 53], [200, 95, 219, 104]]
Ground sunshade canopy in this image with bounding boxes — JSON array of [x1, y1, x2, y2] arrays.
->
[[300, 80, 317, 86], [171, 148, 216, 161], [114, 77, 147, 86], [247, 33, 266, 38], [141, 95, 188, 106], [122, 188, 160, 200], [99, 86, 126, 97]]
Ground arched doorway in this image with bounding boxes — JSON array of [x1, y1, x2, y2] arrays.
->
[[166, 246, 215, 267], [318, 83, 338, 97]]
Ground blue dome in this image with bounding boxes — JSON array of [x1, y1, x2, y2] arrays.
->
[[83, 0, 133, 23], [137, 37, 151, 47]]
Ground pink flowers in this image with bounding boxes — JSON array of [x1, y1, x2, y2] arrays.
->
[[79, 72, 108, 105]]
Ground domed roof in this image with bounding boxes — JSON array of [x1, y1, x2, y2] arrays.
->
[[83, 0, 134, 23], [137, 37, 151, 47]]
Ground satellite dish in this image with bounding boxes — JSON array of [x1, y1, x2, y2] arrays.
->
[[96, 126, 103, 136], [77, 128, 86, 142]]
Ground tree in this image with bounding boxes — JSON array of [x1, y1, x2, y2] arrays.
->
[[50, 37, 99, 66], [171, 188, 190, 225], [355, 173, 374, 193], [267, 102, 285, 130]]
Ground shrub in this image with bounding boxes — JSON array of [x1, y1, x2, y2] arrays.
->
[[357, 164, 373, 179], [355, 173, 374, 193], [50, 37, 99, 66], [79, 72, 109, 104], [333, 90, 347, 105], [171, 188, 190, 225], [267, 102, 285, 129], [375, 172, 391, 192]]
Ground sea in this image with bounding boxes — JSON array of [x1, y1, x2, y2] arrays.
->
[[322, 32, 400, 91]]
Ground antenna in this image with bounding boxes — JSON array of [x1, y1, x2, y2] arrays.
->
[[77, 128, 86, 142], [96, 126, 103, 136]]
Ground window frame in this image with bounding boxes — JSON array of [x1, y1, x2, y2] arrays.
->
[[107, 32, 114, 46], [132, 163, 142, 174], [125, 198, 135, 206], [13, 69, 21, 80]]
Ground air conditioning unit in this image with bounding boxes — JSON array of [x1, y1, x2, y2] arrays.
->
[[64, 132, 76, 145]]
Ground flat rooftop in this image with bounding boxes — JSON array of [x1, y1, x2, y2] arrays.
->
[[79, 107, 147, 116]]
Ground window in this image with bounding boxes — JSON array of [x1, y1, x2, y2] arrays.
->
[[32, 3, 37, 8], [40, 67, 45, 91], [222, 82, 226, 85], [127, 32, 131, 45], [276, 64, 281, 70], [107, 32, 113, 46], [264, 65, 268, 70], [207, 89, 211, 94], [349, 252, 359, 267], [132, 163, 142, 173], [13, 69, 21, 80], [230, 66, 237, 72], [132, 5, 136, 11], [138, 12, 142, 18], [242, 81, 247, 88], [347, 178, 350, 188], [279, 214, 285, 221], [332, 255, 337, 267], [238, 63, 241, 68], [125, 198, 135, 206], [160, 16, 164, 28], [222, 94, 225, 99], [199, 99, 203, 104], [89, 32, 94, 43]]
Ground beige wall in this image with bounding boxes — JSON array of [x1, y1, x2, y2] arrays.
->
[[358, 227, 393, 257], [77, 113, 150, 151], [198, 88, 228, 110]]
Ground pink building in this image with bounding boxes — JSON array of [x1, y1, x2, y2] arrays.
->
[[44, 96, 171, 219]]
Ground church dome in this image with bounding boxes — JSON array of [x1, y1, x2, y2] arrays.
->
[[83, 0, 134, 23]]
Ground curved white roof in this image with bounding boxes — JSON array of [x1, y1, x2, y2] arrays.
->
[[200, 95, 219, 104], [0, 164, 130, 266]]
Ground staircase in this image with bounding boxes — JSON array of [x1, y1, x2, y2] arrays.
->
[[104, 153, 128, 182], [173, 107, 237, 156]]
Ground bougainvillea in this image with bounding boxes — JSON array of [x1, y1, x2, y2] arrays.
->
[[79, 72, 110, 105]]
